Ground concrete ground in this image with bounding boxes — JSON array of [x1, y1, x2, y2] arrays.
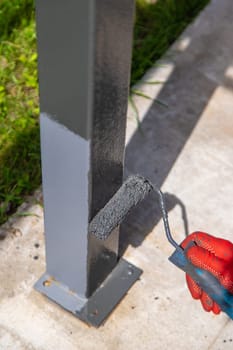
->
[[1, 0, 233, 348]]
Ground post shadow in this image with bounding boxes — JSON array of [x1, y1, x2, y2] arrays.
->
[[120, 1, 233, 254], [119, 191, 189, 256]]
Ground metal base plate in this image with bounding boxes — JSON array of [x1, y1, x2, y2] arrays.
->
[[35, 259, 142, 327]]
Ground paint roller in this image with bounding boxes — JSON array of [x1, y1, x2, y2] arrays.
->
[[89, 175, 233, 320]]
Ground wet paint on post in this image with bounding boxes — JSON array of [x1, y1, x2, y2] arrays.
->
[[35, 0, 140, 326]]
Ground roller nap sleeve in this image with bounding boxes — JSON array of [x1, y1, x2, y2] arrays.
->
[[89, 175, 153, 240]]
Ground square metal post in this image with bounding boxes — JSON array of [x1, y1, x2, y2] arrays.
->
[[34, 0, 142, 327]]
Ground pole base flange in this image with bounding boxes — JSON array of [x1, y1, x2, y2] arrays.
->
[[34, 258, 142, 327]]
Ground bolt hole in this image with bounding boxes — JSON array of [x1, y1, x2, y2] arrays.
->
[[43, 280, 51, 287], [91, 309, 98, 317], [128, 268, 133, 276]]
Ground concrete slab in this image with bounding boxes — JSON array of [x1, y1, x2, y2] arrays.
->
[[1, 0, 233, 349], [210, 321, 233, 349]]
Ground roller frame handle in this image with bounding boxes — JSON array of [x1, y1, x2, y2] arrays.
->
[[169, 243, 233, 319]]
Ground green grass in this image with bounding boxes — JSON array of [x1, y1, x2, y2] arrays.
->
[[0, 0, 33, 38], [0, 18, 40, 223], [0, 0, 210, 224], [131, 0, 210, 85]]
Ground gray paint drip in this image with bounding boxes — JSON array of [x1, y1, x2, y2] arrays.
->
[[40, 113, 90, 297]]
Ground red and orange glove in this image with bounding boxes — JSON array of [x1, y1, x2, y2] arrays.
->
[[181, 232, 233, 314]]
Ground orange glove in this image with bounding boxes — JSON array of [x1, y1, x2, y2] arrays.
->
[[181, 232, 233, 314]]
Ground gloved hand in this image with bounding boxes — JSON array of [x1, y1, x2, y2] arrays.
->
[[181, 232, 233, 314]]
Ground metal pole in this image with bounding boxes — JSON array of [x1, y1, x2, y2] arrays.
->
[[34, 0, 141, 327]]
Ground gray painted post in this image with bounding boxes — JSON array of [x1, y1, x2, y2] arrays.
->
[[34, 0, 141, 327]]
